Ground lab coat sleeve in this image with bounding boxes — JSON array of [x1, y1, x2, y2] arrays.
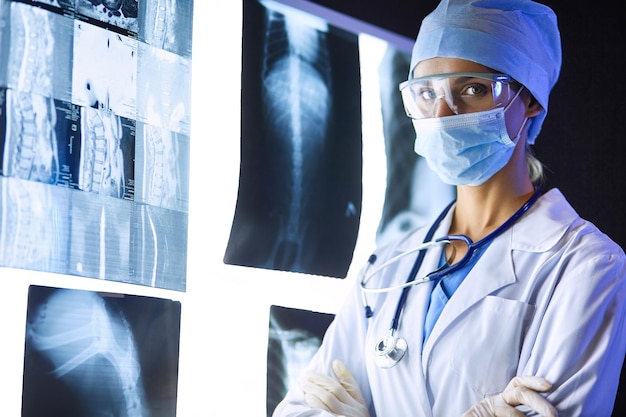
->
[[271, 259, 378, 417], [519, 234, 626, 416]]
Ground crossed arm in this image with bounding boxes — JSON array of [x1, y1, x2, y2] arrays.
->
[[301, 360, 557, 417]]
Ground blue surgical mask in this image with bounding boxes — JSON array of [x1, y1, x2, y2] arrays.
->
[[412, 92, 527, 186]]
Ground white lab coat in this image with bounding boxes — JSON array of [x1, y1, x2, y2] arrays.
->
[[273, 189, 626, 417]]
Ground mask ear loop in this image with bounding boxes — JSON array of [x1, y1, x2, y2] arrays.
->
[[504, 86, 529, 143]]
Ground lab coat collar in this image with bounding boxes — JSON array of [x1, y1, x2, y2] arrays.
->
[[509, 188, 578, 252]]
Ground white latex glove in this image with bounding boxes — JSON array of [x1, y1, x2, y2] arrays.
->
[[300, 359, 371, 417], [461, 376, 558, 417]]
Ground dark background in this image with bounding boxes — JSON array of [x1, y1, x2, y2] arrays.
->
[[309, 0, 625, 414]]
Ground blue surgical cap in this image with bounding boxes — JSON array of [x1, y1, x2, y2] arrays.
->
[[410, 0, 562, 144]]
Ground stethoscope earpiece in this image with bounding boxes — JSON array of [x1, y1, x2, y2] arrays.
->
[[374, 335, 407, 369]]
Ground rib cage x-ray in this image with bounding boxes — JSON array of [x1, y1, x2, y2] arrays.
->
[[224, 0, 362, 278], [24, 288, 148, 417], [22, 285, 181, 417]]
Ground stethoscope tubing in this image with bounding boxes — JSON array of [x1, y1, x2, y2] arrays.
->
[[361, 239, 452, 294], [362, 189, 541, 332]]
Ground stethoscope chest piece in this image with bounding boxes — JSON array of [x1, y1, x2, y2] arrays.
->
[[374, 335, 407, 369]]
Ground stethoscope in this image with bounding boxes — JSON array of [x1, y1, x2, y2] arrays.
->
[[361, 189, 541, 368]]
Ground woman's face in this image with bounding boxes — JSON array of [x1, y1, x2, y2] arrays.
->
[[412, 57, 535, 140]]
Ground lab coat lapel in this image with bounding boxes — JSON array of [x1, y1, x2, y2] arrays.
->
[[421, 227, 516, 360]]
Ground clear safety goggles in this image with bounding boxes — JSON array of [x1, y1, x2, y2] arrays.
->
[[399, 72, 515, 119]]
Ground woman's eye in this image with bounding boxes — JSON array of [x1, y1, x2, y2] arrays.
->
[[418, 88, 437, 101], [463, 84, 488, 97]]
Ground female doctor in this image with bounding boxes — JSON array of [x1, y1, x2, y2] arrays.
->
[[272, 0, 626, 416]]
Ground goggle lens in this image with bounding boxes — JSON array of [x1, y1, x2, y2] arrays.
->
[[399, 73, 514, 119]]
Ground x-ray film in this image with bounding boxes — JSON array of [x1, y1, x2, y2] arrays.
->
[[22, 285, 181, 417], [224, 0, 363, 278], [0, 176, 71, 273], [75, 0, 139, 35], [136, 43, 191, 136], [3, 1, 73, 103], [68, 185, 188, 289], [129, 203, 188, 291], [0, 87, 135, 198], [134, 121, 190, 212], [9, 0, 74, 17], [138, 0, 193, 58], [0, 0, 191, 291], [375, 46, 455, 246], [79, 106, 135, 200], [68, 189, 132, 280], [71, 19, 137, 119], [267, 305, 334, 417], [0, 88, 82, 188]]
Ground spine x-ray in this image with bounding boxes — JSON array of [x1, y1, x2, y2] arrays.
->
[[224, 0, 363, 279]]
